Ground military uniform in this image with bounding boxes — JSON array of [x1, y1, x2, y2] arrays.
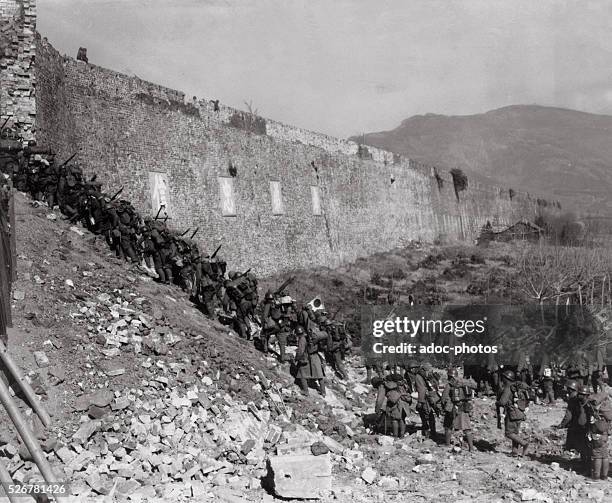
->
[[586, 392, 611, 480], [414, 364, 438, 439], [497, 370, 530, 457], [325, 320, 348, 380], [295, 327, 326, 396], [442, 369, 476, 451], [374, 374, 412, 437]]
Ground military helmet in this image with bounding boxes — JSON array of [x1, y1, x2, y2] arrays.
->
[[228, 271, 238, 280], [577, 384, 592, 395], [501, 369, 515, 381], [264, 290, 274, 301], [406, 359, 419, 369], [295, 326, 305, 335], [420, 362, 433, 372], [565, 380, 578, 392], [447, 367, 459, 378]]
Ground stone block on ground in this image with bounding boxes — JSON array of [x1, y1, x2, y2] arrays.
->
[[268, 454, 332, 499]]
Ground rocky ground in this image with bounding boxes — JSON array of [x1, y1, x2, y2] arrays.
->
[[0, 193, 610, 502]]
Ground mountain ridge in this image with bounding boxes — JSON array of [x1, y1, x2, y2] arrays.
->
[[351, 105, 612, 217]]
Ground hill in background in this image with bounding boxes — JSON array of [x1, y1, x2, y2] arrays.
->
[[351, 105, 612, 218]]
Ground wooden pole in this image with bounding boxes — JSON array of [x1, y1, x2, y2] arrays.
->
[[0, 342, 51, 428], [0, 458, 19, 503], [0, 376, 58, 487], [8, 191, 15, 283]]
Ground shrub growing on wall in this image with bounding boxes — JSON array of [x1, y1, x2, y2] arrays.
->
[[450, 168, 468, 201], [434, 167, 444, 190], [509, 188, 515, 200]]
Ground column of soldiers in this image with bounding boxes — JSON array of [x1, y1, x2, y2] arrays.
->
[[259, 293, 352, 395], [0, 134, 353, 377], [370, 357, 611, 480]]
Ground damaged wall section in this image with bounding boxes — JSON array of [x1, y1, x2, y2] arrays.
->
[[0, 0, 37, 141]]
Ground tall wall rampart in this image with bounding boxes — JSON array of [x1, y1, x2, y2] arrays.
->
[[3, 7, 545, 275]]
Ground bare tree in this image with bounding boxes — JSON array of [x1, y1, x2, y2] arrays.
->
[[243, 100, 258, 116]]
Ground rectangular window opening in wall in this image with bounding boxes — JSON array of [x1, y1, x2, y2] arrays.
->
[[148, 171, 169, 216], [311, 186, 322, 215], [270, 180, 284, 215], [218, 177, 236, 216]]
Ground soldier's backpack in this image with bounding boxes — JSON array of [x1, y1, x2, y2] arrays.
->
[[590, 392, 612, 421], [383, 376, 403, 405], [507, 382, 530, 421]]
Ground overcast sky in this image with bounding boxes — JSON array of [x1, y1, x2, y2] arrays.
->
[[37, 0, 612, 138]]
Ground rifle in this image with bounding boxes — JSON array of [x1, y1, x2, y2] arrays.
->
[[330, 306, 342, 320], [238, 268, 251, 279], [0, 117, 9, 133], [110, 187, 123, 202], [274, 276, 295, 296], [155, 204, 165, 220], [181, 228, 191, 237], [210, 244, 222, 260], [58, 153, 78, 170], [164, 214, 169, 223], [190, 227, 199, 239]]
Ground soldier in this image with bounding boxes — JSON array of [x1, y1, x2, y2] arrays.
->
[[261, 290, 281, 355], [585, 390, 611, 480], [198, 256, 222, 315], [374, 373, 412, 438], [441, 368, 476, 451], [149, 219, 169, 282], [556, 382, 589, 469], [497, 369, 530, 457], [539, 361, 555, 405], [294, 326, 326, 397], [325, 320, 348, 380], [412, 362, 438, 439]]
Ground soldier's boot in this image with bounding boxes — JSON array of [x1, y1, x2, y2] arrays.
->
[[444, 428, 452, 446], [601, 458, 609, 479], [398, 419, 406, 438], [591, 458, 602, 480], [429, 414, 437, 440], [278, 339, 287, 363], [319, 379, 326, 397], [465, 431, 474, 452], [510, 440, 519, 457], [298, 378, 309, 396], [391, 421, 400, 438]]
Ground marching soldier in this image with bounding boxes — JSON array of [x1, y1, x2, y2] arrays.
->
[[556, 382, 589, 469], [408, 362, 438, 439], [442, 368, 476, 451], [294, 326, 326, 397], [374, 373, 412, 438], [497, 369, 530, 457], [585, 390, 611, 480]]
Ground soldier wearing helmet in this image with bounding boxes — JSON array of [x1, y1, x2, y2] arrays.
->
[[409, 361, 439, 439], [497, 368, 531, 457], [261, 290, 282, 357], [555, 381, 589, 470], [441, 368, 477, 451], [374, 373, 412, 438], [294, 325, 326, 397]]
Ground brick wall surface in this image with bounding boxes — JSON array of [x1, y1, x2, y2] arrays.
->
[[0, 0, 36, 141], [32, 35, 545, 276]]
